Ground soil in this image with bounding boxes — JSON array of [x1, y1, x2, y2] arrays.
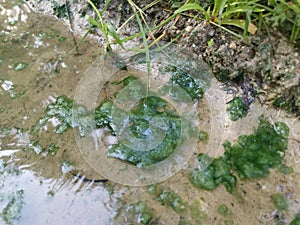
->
[[0, 0, 299, 225]]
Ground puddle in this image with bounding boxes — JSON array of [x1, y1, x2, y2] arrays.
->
[[0, 164, 111, 225], [0, 1, 300, 225]]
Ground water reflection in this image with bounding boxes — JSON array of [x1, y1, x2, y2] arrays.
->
[[0, 159, 111, 225]]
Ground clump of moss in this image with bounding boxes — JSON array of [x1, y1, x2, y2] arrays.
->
[[190, 116, 290, 192], [271, 193, 288, 210]]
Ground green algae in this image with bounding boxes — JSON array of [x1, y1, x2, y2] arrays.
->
[[1, 190, 24, 225], [217, 204, 231, 217], [61, 160, 74, 174], [189, 153, 237, 193], [190, 116, 289, 192], [224, 220, 234, 225], [114, 200, 153, 225], [40, 95, 97, 136], [126, 201, 153, 225], [32, 94, 182, 167], [111, 75, 138, 86], [31, 71, 207, 167], [178, 220, 194, 225], [107, 96, 181, 167], [94, 100, 113, 131], [290, 213, 300, 225], [226, 116, 289, 180], [32, 94, 179, 166], [170, 67, 204, 101], [13, 62, 28, 71], [47, 143, 59, 156], [147, 185, 186, 213], [44, 95, 74, 133], [57, 36, 66, 42], [226, 97, 248, 121], [29, 141, 43, 154], [198, 130, 208, 141], [148, 185, 208, 223], [159, 65, 204, 102], [157, 190, 186, 213], [189, 200, 207, 221], [271, 193, 288, 210], [278, 164, 293, 175]]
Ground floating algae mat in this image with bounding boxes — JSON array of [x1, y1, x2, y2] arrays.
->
[[0, 1, 300, 224]]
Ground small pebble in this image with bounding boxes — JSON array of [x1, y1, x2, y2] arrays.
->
[[208, 29, 215, 37], [185, 25, 193, 33], [229, 42, 237, 50], [267, 93, 277, 100]]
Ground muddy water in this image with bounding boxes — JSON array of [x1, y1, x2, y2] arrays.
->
[[0, 1, 300, 225]]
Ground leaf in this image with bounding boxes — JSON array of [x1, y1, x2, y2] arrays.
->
[[87, 16, 102, 29], [279, 0, 300, 14], [106, 23, 124, 48], [212, 0, 227, 20], [222, 6, 265, 18], [174, 3, 209, 19], [222, 19, 257, 35]]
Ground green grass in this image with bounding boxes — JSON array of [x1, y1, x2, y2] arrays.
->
[[63, 0, 299, 61]]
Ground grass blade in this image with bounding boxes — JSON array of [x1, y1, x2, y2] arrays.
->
[[174, 3, 209, 19], [106, 23, 124, 48], [222, 19, 257, 35]]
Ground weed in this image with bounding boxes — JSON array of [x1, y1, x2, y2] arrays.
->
[[267, 0, 300, 43], [174, 0, 299, 42], [174, 1, 269, 37], [87, 0, 123, 52], [57, 0, 299, 57]]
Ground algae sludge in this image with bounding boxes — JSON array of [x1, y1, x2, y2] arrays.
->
[[31, 69, 207, 167], [190, 115, 290, 193], [30, 65, 292, 194]]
